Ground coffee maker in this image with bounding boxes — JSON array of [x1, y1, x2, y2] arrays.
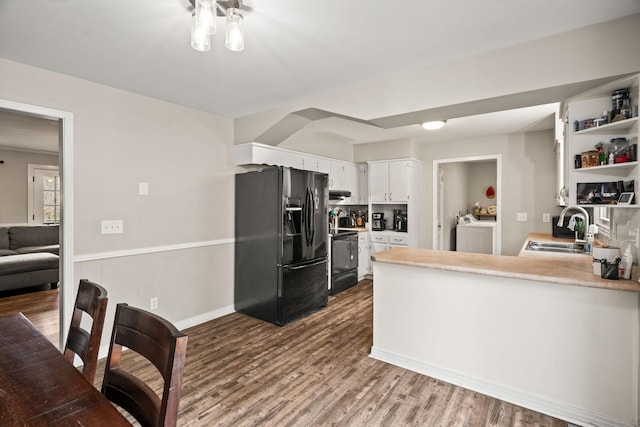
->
[[372, 213, 385, 231], [393, 209, 408, 232]]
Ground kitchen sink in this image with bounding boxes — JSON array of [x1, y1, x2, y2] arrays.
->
[[525, 241, 585, 254]]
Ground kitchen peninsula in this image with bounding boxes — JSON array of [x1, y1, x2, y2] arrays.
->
[[370, 238, 640, 427]]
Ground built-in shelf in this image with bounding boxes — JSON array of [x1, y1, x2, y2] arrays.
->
[[474, 214, 497, 221], [573, 161, 637, 175], [573, 117, 637, 135]]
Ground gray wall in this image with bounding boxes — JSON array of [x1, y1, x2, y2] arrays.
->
[[441, 162, 469, 251], [0, 58, 237, 346], [421, 130, 559, 256], [0, 148, 58, 225]]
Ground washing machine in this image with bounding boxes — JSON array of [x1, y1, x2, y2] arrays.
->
[[456, 215, 497, 255]]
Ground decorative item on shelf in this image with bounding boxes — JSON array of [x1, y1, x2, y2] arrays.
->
[[611, 88, 630, 121], [486, 186, 495, 199], [610, 137, 630, 163], [473, 201, 481, 216], [487, 205, 497, 215], [580, 150, 599, 168], [596, 142, 606, 165]]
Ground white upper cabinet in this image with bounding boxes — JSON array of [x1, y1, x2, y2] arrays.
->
[[368, 162, 389, 202], [234, 142, 369, 205], [357, 163, 368, 205], [329, 161, 345, 190], [369, 160, 419, 202]]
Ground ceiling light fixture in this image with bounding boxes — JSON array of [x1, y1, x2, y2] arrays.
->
[[421, 120, 446, 130], [189, 0, 245, 53]]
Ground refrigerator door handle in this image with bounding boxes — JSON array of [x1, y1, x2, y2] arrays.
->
[[304, 188, 314, 247], [309, 188, 315, 246], [287, 258, 327, 271]]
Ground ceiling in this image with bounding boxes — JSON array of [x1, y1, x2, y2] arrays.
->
[[0, 0, 639, 150]]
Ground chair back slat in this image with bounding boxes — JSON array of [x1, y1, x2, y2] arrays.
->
[[63, 279, 108, 384], [102, 303, 188, 427]]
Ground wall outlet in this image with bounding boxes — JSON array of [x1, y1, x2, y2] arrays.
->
[[517, 212, 528, 222], [150, 297, 158, 310], [542, 213, 550, 223], [101, 220, 123, 235]]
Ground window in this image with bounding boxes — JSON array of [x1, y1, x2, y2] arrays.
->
[[27, 164, 60, 225], [594, 206, 610, 236]]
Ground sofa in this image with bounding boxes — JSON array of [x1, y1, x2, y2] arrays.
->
[[0, 226, 60, 293]]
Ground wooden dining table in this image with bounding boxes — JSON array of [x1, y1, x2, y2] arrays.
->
[[0, 312, 130, 426]]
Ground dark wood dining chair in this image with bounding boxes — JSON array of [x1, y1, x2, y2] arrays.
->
[[101, 303, 188, 427], [63, 278, 108, 384]]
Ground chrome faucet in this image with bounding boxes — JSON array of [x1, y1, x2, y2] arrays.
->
[[557, 206, 590, 241]]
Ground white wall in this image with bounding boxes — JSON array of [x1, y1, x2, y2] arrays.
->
[[0, 148, 58, 224], [0, 58, 237, 346], [234, 14, 640, 144], [441, 162, 469, 251]]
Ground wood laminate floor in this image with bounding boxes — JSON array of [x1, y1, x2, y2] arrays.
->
[[1, 280, 569, 426], [0, 286, 59, 345]]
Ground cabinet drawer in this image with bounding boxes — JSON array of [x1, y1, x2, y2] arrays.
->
[[389, 234, 408, 245], [371, 234, 389, 244], [358, 232, 369, 243]]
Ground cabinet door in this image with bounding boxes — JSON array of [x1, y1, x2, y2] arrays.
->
[[358, 242, 370, 278], [342, 163, 358, 202], [329, 161, 345, 190], [371, 242, 388, 254], [358, 164, 368, 204], [388, 161, 408, 202], [369, 162, 389, 202], [358, 233, 371, 278]]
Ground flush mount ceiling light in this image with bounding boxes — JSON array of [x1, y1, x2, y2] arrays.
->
[[421, 120, 446, 130], [189, 0, 246, 52]]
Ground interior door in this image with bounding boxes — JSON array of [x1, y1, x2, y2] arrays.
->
[[436, 166, 444, 250], [28, 165, 60, 225]]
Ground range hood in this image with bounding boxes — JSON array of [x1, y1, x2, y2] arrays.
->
[[329, 190, 351, 200]]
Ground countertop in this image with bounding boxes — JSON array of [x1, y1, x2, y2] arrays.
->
[[331, 227, 368, 233], [371, 233, 640, 293]]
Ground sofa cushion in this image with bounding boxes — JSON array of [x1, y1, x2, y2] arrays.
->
[[14, 245, 60, 256], [0, 253, 59, 275], [0, 228, 9, 250], [0, 249, 18, 257], [9, 226, 59, 250]]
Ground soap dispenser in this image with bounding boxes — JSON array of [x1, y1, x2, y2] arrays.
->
[[620, 244, 634, 280]]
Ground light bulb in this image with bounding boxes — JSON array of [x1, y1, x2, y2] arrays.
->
[[225, 8, 244, 52], [191, 14, 211, 52], [196, 0, 217, 35], [421, 120, 446, 130]]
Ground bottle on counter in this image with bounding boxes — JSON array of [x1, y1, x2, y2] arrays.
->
[[620, 245, 633, 280]]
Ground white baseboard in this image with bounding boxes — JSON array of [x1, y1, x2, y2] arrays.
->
[[97, 305, 235, 361], [369, 346, 631, 427]]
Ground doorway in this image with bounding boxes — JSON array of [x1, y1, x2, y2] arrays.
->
[[0, 99, 74, 349], [433, 155, 502, 254]]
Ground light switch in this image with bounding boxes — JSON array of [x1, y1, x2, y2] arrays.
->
[[517, 212, 528, 222], [139, 182, 149, 196]]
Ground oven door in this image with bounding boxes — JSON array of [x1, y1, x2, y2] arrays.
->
[[331, 236, 358, 275]]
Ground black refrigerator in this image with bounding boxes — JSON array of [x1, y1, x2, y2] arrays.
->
[[235, 166, 329, 326]]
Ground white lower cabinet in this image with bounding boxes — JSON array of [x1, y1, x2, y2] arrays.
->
[[358, 232, 371, 279], [370, 232, 408, 261]]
